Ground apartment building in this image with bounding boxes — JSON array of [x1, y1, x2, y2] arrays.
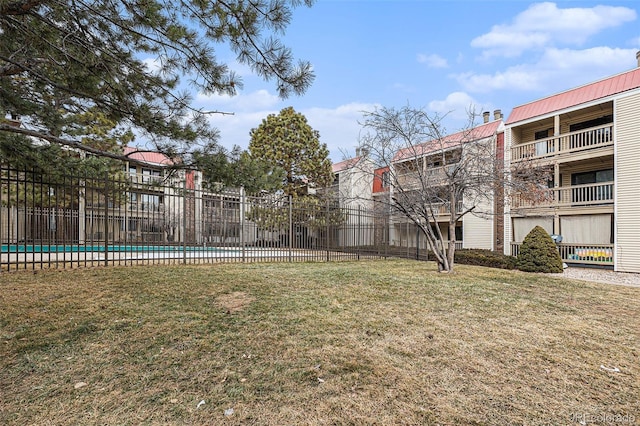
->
[[78, 147, 198, 244], [389, 112, 505, 251], [327, 151, 376, 247], [330, 150, 374, 209], [504, 53, 640, 272]]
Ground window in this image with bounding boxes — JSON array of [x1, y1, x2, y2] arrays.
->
[[129, 192, 138, 210], [569, 115, 613, 132], [455, 225, 463, 242], [571, 169, 614, 203], [569, 115, 613, 147], [571, 169, 613, 185], [141, 168, 162, 183], [381, 171, 390, 188], [128, 219, 138, 232], [534, 129, 550, 140], [140, 194, 162, 211], [534, 128, 553, 156]]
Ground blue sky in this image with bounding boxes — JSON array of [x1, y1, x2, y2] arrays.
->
[[192, 1, 640, 162]]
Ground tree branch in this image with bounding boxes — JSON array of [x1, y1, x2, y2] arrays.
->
[[0, 0, 42, 15], [0, 124, 162, 167]]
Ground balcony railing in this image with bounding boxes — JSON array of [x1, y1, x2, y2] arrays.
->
[[511, 181, 614, 209], [511, 124, 613, 162], [432, 201, 464, 215], [396, 165, 455, 189], [391, 201, 463, 221], [511, 242, 613, 265]]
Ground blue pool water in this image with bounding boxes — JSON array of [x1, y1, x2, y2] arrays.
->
[[2, 244, 229, 253]]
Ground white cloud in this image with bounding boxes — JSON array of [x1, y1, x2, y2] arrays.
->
[[428, 92, 482, 120], [630, 36, 640, 47], [305, 103, 380, 160], [417, 53, 448, 68], [141, 57, 162, 74], [472, 2, 637, 57], [455, 67, 541, 93], [196, 89, 280, 112], [456, 47, 639, 93]]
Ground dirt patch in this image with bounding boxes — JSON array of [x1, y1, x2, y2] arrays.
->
[[216, 291, 255, 313]]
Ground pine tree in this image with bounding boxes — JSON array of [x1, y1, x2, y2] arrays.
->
[[0, 1, 314, 163], [249, 107, 333, 197]]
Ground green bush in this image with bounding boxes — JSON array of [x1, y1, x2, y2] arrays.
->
[[454, 249, 517, 270], [516, 226, 564, 273]]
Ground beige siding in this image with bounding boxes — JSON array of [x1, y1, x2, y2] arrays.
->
[[510, 127, 522, 146], [521, 120, 554, 142], [614, 91, 640, 272], [463, 212, 494, 250]]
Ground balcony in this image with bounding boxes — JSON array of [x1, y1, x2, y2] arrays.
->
[[396, 165, 455, 189], [511, 181, 614, 210], [511, 124, 613, 162], [432, 201, 463, 216], [511, 242, 613, 266], [391, 200, 463, 220]]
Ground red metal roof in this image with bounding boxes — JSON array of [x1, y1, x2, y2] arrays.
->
[[124, 146, 174, 166], [393, 119, 502, 162], [506, 67, 640, 125], [332, 156, 362, 173]]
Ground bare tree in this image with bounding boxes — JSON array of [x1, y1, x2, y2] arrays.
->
[[357, 105, 547, 273]]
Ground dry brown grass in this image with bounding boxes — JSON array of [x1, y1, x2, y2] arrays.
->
[[0, 260, 638, 425]]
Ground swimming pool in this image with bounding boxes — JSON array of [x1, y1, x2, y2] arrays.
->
[[1, 244, 231, 253]]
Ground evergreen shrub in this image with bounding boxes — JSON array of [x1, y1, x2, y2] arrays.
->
[[516, 226, 564, 273], [454, 249, 517, 270]]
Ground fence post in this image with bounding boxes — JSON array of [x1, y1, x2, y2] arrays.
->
[[357, 205, 361, 260], [182, 178, 187, 264], [416, 225, 420, 260], [240, 186, 246, 262], [78, 169, 86, 246], [288, 195, 293, 262], [406, 221, 410, 259], [104, 173, 109, 267], [326, 198, 330, 261]]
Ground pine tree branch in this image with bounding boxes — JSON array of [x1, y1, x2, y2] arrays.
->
[[0, 0, 42, 16], [0, 123, 158, 167]]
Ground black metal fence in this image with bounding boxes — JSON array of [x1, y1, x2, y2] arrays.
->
[[1, 164, 442, 271]]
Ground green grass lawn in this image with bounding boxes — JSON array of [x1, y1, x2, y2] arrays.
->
[[0, 260, 638, 425]]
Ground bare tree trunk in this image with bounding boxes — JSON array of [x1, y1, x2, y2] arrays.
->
[[446, 191, 457, 273]]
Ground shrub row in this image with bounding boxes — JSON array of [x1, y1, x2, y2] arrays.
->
[[454, 249, 517, 270]]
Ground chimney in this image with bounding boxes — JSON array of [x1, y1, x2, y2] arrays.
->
[[493, 109, 502, 121], [637, 50, 640, 67], [483, 111, 490, 123]]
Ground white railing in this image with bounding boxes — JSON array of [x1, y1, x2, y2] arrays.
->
[[557, 182, 613, 206], [511, 124, 613, 162], [396, 166, 450, 189], [432, 201, 464, 215], [511, 242, 613, 265], [511, 181, 614, 209]]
